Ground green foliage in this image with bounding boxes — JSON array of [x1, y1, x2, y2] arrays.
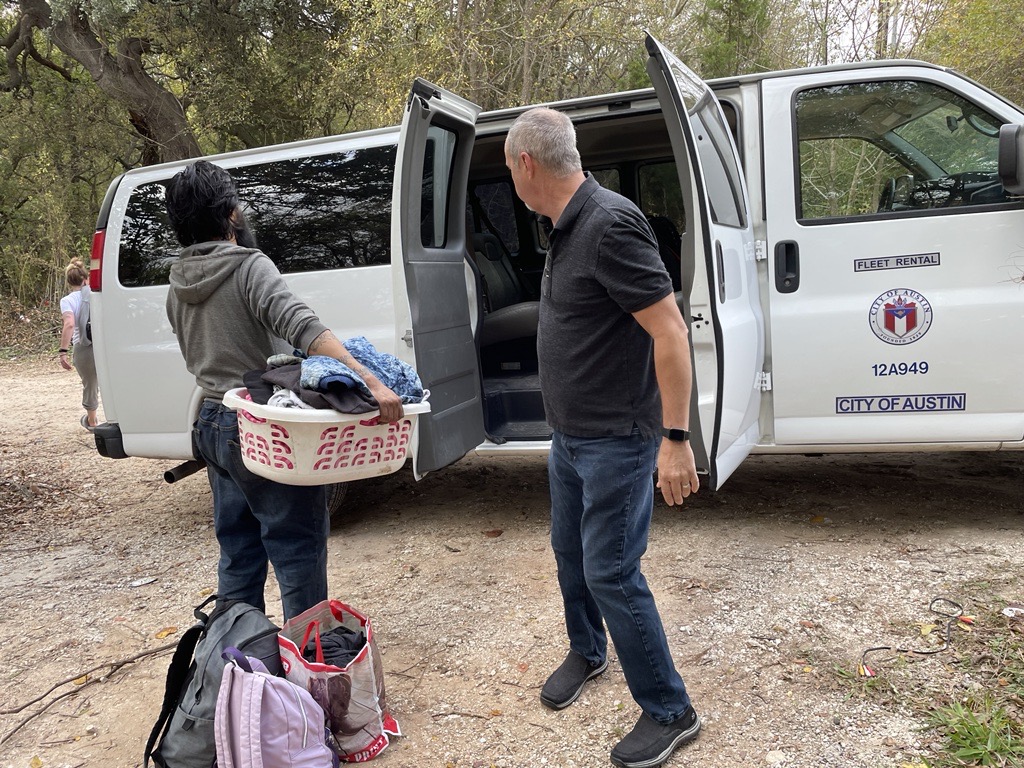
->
[[926, 696, 1024, 766], [919, 0, 1024, 107], [123, 1, 376, 150], [342, 0, 653, 112], [0, 22, 136, 307], [1, 0, 1021, 312], [693, 0, 772, 77], [49, 0, 141, 30], [832, 663, 898, 701], [910, 589, 1024, 768]]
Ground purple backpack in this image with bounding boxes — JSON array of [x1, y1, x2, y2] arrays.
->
[[215, 648, 338, 768]]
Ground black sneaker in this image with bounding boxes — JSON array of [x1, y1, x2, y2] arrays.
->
[[610, 707, 701, 768], [539, 651, 608, 709]]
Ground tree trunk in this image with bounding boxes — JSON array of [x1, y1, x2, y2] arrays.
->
[[20, 0, 201, 165], [875, 0, 892, 58]]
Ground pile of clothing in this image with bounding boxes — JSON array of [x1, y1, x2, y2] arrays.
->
[[244, 336, 424, 414], [302, 624, 367, 668]]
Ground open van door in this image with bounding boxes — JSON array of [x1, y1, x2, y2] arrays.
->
[[393, 79, 487, 475], [645, 34, 765, 490]]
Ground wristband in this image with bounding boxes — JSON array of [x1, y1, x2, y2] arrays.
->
[[59, 349, 69, 354], [662, 427, 690, 442]]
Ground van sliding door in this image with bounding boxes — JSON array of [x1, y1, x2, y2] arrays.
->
[[645, 33, 766, 490], [393, 79, 486, 475]]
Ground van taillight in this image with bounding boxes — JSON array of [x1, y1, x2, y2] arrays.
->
[[90, 230, 104, 291]]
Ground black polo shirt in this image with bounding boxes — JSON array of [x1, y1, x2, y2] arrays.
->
[[537, 174, 673, 438]]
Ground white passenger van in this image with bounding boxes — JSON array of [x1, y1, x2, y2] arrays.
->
[[88, 34, 1024, 498]]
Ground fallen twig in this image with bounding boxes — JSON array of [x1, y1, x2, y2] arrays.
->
[[28, 480, 94, 502], [430, 710, 491, 720], [0, 641, 177, 745], [2, 689, 83, 746]]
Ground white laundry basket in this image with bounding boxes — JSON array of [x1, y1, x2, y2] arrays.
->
[[222, 387, 430, 485]]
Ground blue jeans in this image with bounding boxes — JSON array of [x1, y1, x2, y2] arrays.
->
[[548, 429, 691, 723], [193, 402, 329, 622]]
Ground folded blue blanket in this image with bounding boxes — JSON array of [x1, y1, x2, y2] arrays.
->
[[300, 336, 425, 404]]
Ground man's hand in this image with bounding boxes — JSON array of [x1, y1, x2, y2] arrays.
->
[[656, 439, 699, 506], [59, 353, 73, 371], [368, 382, 404, 424], [308, 329, 405, 423]]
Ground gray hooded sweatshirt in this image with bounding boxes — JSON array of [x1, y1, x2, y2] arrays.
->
[[166, 241, 328, 400]]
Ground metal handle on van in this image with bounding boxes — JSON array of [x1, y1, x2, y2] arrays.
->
[[715, 241, 726, 303], [774, 241, 800, 293]]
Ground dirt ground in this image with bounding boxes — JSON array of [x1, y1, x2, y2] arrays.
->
[[1, 353, 1022, 768]]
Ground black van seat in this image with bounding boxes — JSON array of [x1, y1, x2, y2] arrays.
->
[[471, 232, 539, 347], [479, 301, 540, 346]]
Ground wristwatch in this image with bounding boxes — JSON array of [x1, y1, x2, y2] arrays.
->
[[661, 427, 690, 442]]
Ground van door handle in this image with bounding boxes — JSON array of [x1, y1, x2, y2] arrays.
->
[[774, 240, 799, 293], [715, 241, 726, 302]]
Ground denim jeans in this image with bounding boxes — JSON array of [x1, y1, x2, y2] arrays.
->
[[193, 401, 329, 622], [548, 429, 691, 723]]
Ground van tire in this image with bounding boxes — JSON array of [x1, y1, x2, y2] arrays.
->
[[326, 482, 349, 520]]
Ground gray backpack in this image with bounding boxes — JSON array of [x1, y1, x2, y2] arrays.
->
[[145, 596, 282, 768]]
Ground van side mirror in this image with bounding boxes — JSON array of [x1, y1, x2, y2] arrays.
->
[[998, 124, 1024, 195]]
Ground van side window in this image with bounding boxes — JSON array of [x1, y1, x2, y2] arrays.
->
[[590, 168, 621, 194], [421, 126, 458, 248], [119, 183, 179, 287], [664, 61, 746, 228], [796, 80, 1014, 220], [639, 161, 686, 292], [470, 181, 519, 254], [639, 161, 686, 236], [243, 147, 395, 271], [693, 97, 746, 228], [719, 100, 740, 151], [117, 145, 396, 287]]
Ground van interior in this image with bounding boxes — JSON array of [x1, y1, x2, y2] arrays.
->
[[465, 109, 683, 442]]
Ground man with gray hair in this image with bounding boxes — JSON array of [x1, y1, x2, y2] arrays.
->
[[505, 107, 701, 767]]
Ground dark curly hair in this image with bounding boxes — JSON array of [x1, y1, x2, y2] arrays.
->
[[165, 160, 242, 247]]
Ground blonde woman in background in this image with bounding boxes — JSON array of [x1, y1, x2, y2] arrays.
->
[[59, 259, 99, 431]]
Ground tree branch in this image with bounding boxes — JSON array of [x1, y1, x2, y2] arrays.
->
[[27, 42, 74, 81], [0, 641, 177, 745]]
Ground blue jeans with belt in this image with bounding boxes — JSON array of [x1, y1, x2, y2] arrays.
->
[[193, 401, 329, 622], [548, 429, 691, 723]]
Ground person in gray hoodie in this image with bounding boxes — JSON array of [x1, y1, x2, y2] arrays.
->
[[165, 160, 403, 622]]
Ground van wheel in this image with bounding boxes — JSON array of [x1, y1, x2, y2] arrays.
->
[[326, 482, 349, 520]]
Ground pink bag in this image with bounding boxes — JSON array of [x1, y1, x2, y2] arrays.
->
[[215, 648, 338, 768], [278, 601, 400, 762]]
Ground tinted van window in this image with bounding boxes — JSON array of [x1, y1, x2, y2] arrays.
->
[[639, 160, 686, 235], [469, 180, 518, 254], [693, 96, 746, 228], [118, 144, 397, 287], [420, 127, 458, 248]]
